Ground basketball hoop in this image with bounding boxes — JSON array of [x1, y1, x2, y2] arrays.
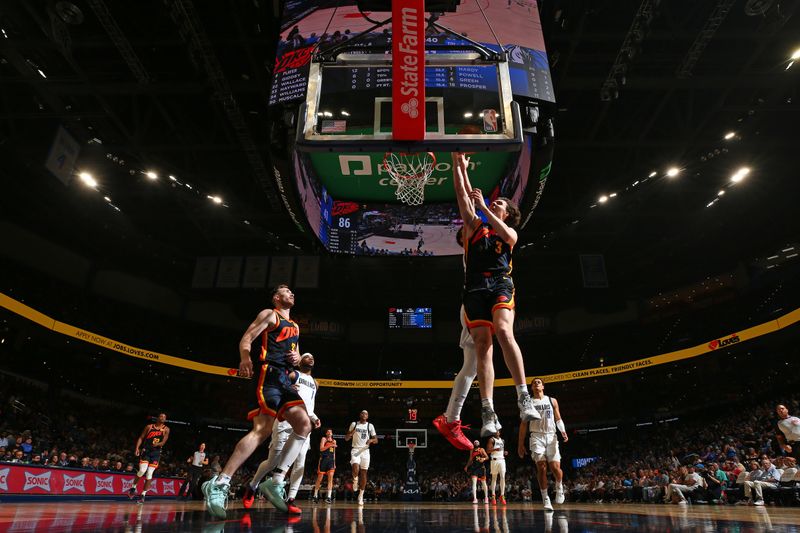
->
[[407, 442, 416, 455], [383, 152, 436, 206]]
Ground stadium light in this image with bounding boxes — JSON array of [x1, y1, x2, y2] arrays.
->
[[609, 192, 617, 197], [79, 172, 97, 188], [724, 131, 736, 140], [168, 175, 177, 181], [211, 195, 222, 204], [648, 171, 657, 178], [463, 112, 473, 118], [730, 167, 750, 183], [598, 195, 609, 204], [145, 171, 158, 180], [717, 190, 725, 196], [666, 167, 680, 178], [792, 48, 800, 60]]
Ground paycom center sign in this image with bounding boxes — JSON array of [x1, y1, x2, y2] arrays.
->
[[308, 152, 511, 202]]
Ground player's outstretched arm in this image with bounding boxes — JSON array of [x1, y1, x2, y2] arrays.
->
[[469, 188, 518, 247], [552, 398, 568, 443], [238, 308, 276, 378], [517, 420, 527, 458], [156, 427, 170, 448], [452, 153, 480, 233], [134, 425, 150, 456]]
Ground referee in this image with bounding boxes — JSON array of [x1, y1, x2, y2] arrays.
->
[[180, 443, 208, 499]]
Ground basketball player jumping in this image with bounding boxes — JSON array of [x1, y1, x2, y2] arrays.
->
[[345, 410, 377, 506], [452, 152, 539, 436], [487, 429, 509, 505], [434, 230, 488, 450], [313, 428, 337, 503], [202, 284, 312, 519], [127, 412, 169, 503], [465, 439, 489, 504], [243, 352, 320, 514], [518, 378, 568, 511]]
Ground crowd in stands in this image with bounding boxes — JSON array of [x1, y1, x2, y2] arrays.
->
[[564, 394, 800, 506]]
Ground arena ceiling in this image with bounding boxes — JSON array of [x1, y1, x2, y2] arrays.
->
[[1, 0, 798, 310]]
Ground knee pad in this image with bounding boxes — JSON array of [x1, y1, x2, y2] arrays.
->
[[137, 463, 149, 476], [146, 466, 156, 480]]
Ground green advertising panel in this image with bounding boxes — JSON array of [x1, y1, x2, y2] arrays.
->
[[308, 151, 511, 202]]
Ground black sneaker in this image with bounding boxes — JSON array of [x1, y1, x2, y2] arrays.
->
[[127, 488, 137, 500], [312, 495, 319, 503], [324, 497, 332, 504], [137, 493, 146, 504]]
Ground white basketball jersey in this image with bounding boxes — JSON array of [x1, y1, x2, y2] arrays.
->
[[350, 421, 376, 452], [779, 416, 800, 441], [491, 437, 505, 460], [275, 371, 317, 433], [528, 395, 556, 435]]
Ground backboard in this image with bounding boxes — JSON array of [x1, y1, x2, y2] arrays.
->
[[396, 428, 428, 448]]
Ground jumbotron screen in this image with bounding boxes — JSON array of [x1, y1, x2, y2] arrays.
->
[[271, 1, 553, 105], [388, 307, 433, 329]]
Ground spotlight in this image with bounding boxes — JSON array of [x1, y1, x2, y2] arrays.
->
[[598, 195, 609, 204], [648, 171, 657, 178], [666, 167, 680, 178], [463, 112, 473, 118], [211, 196, 222, 204], [717, 190, 725, 196], [79, 172, 97, 188], [730, 167, 750, 183], [724, 131, 736, 140], [145, 171, 158, 180], [792, 48, 800, 61], [168, 175, 177, 181]]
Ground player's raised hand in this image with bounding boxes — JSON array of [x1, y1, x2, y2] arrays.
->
[[238, 358, 253, 378], [469, 189, 488, 210]]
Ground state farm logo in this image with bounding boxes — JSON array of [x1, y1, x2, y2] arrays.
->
[[0, 468, 9, 491], [708, 334, 740, 350], [401, 97, 419, 118], [161, 480, 176, 495], [23, 471, 52, 492], [63, 473, 86, 492], [396, 5, 422, 100], [95, 476, 115, 493]]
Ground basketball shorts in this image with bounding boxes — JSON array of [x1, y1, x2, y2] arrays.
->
[[463, 276, 515, 332], [490, 458, 506, 477], [350, 448, 371, 470], [318, 456, 336, 474], [139, 447, 161, 468], [530, 433, 561, 463], [469, 462, 487, 479], [247, 363, 304, 422]]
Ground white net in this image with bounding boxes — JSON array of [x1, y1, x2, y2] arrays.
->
[[383, 152, 436, 206]]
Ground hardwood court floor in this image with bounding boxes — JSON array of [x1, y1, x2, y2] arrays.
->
[[1, 500, 798, 531]]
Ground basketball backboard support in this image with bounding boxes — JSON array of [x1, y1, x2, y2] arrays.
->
[[396, 428, 428, 448]]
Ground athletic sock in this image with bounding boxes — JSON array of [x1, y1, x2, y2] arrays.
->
[[215, 473, 231, 485], [141, 490, 148, 496], [313, 488, 319, 498], [556, 482, 563, 493], [541, 489, 548, 500], [327, 489, 332, 498], [272, 433, 307, 484], [481, 398, 494, 411], [515, 385, 528, 399]]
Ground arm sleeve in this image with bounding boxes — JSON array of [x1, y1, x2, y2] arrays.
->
[[556, 419, 566, 433]]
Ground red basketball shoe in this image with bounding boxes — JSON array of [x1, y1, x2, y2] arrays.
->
[[433, 414, 473, 450], [286, 498, 303, 514], [242, 484, 255, 509]]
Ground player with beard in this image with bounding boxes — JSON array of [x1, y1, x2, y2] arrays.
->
[[202, 285, 312, 518]]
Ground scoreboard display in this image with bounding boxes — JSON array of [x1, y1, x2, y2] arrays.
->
[[388, 307, 432, 329]]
